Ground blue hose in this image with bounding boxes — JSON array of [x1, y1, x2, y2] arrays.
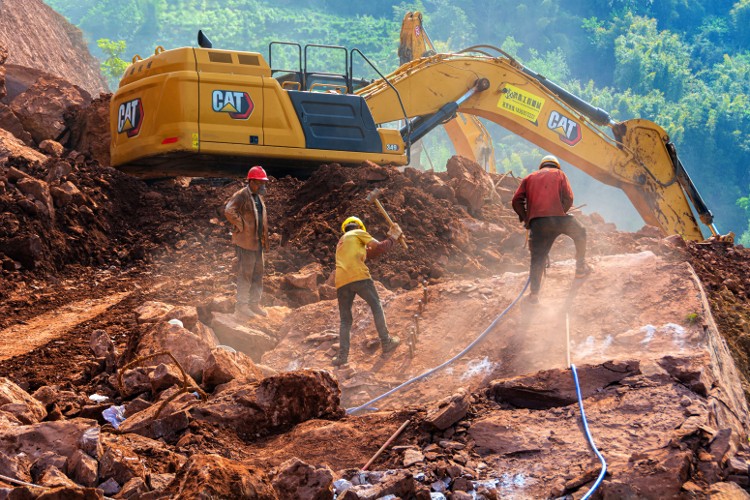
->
[[571, 363, 607, 498], [346, 277, 530, 414]]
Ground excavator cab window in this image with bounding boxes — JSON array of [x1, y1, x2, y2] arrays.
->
[[303, 44, 350, 93], [269, 41, 355, 93], [269, 41, 304, 90]]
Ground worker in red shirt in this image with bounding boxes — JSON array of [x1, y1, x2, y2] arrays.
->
[[512, 155, 590, 302]]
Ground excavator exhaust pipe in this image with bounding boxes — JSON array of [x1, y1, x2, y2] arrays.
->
[[198, 30, 213, 49]]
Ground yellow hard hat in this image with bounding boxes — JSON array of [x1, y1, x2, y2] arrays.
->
[[539, 155, 561, 169], [341, 216, 366, 233]]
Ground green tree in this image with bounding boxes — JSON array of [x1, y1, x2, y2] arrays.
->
[[738, 191, 750, 246], [730, 0, 750, 48], [614, 15, 692, 100], [97, 39, 129, 90]]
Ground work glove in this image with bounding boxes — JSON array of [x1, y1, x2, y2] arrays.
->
[[387, 223, 403, 241]]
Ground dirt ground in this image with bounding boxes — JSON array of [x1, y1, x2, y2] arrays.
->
[[2, 150, 750, 498]]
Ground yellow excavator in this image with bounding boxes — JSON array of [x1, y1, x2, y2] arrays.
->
[[399, 11, 496, 173], [110, 31, 722, 241]]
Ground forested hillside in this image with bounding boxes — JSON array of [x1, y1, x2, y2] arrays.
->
[[43, 0, 750, 243]]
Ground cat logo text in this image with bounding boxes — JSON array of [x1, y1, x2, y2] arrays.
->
[[117, 98, 143, 138], [212, 90, 254, 119], [547, 110, 581, 146]]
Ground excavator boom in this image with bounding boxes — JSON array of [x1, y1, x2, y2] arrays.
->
[[357, 52, 711, 240]]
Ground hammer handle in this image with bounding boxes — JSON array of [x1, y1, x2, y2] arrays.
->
[[374, 199, 408, 250]]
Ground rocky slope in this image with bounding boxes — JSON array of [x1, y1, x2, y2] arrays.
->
[[0, 0, 108, 98]]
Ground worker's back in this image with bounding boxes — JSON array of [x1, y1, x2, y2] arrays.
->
[[514, 167, 573, 222], [335, 229, 374, 288]]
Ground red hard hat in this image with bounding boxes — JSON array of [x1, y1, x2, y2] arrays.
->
[[247, 166, 268, 181]]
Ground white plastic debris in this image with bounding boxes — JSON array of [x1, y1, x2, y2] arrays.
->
[[88, 393, 109, 403], [333, 479, 353, 494], [102, 405, 126, 429], [216, 344, 237, 353], [168, 318, 184, 328]]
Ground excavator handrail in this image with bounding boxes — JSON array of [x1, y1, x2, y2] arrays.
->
[[349, 48, 412, 163], [269, 41, 303, 86]]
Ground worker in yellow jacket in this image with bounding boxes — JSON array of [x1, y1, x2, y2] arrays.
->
[[333, 216, 402, 366]]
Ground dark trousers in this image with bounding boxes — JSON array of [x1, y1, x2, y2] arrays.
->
[[236, 247, 263, 305], [337, 279, 390, 359], [529, 216, 587, 294]]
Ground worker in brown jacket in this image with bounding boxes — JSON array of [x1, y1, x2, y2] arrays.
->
[[224, 166, 270, 317], [512, 155, 590, 303]]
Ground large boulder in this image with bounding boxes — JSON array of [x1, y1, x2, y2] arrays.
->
[[423, 389, 470, 431], [0, 103, 33, 144], [0, 377, 47, 424], [134, 301, 199, 332], [284, 262, 324, 292], [202, 347, 264, 391], [10, 76, 91, 143], [0, 419, 99, 478], [0, 128, 46, 165], [191, 370, 344, 436], [2, 233, 44, 269], [67, 94, 111, 166], [50, 181, 86, 208], [160, 454, 277, 499], [16, 176, 54, 217], [117, 391, 196, 441], [445, 155, 497, 214], [134, 322, 215, 381], [272, 458, 334, 500], [211, 313, 277, 362], [488, 360, 640, 409]]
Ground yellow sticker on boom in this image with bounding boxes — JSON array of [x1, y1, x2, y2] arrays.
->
[[191, 133, 199, 150], [497, 84, 545, 123]]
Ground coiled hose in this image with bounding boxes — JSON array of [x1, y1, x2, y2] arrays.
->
[[346, 277, 530, 414]]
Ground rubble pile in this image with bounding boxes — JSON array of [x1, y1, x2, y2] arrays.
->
[[268, 157, 652, 294]]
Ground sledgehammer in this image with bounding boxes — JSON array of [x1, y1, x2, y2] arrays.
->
[[366, 188, 408, 250]]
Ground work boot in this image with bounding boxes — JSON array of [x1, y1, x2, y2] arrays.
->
[[575, 263, 593, 279], [332, 355, 348, 367], [249, 303, 268, 317], [234, 303, 256, 318], [526, 293, 539, 304], [381, 336, 401, 354]]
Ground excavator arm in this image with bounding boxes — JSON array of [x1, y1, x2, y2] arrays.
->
[[357, 51, 718, 241], [399, 12, 497, 173]]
